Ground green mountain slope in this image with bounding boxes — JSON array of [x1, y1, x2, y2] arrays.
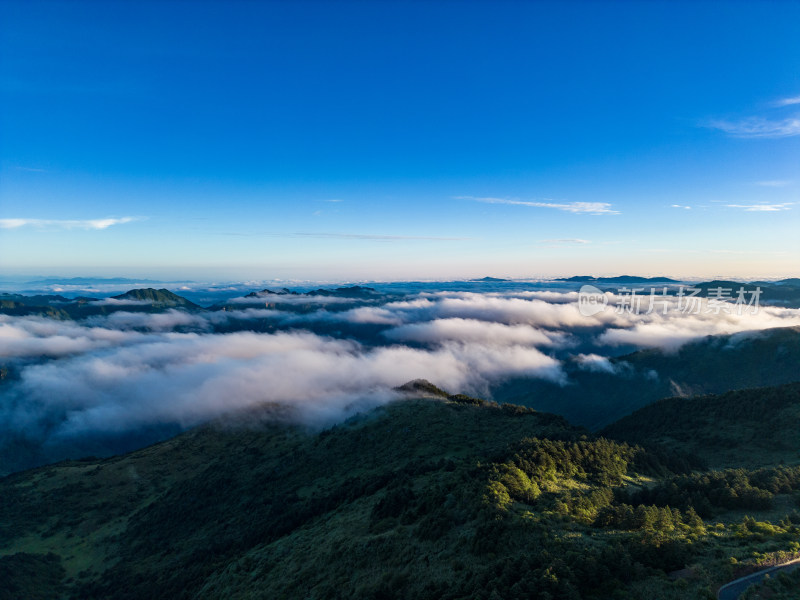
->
[[0, 293, 75, 306], [601, 382, 800, 469], [0, 288, 201, 319], [494, 326, 800, 429], [3, 391, 800, 599], [110, 288, 200, 308]]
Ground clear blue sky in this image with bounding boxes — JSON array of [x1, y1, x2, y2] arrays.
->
[[1, 0, 798, 281]]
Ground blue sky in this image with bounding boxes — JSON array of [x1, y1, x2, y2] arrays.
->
[[1, 0, 798, 281]]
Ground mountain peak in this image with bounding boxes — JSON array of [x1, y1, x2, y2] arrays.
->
[[395, 379, 450, 398], [111, 288, 199, 308]]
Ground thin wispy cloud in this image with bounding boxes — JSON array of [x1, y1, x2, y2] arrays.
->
[[462, 196, 619, 215], [772, 95, 800, 107], [0, 217, 140, 230], [725, 203, 793, 212], [706, 116, 800, 138], [671, 204, 692, 210], [705, 93, 800, 138], [537, 238, 591, 245]]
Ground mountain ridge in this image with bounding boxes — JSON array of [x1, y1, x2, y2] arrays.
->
[[602, 382, 800, 469], [3, 385, 800, 599]]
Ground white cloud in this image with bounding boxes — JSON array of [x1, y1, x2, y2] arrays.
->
[[384, 293, 624, 328], [90, 298, 153, 307], [6, 288, 800, 458], [671, 204, 692, 210], [309, 291, 621, 330], [772, 95, 800, 107], [383, 318, 567, 347], [0, 217, 140, 230], [707, 116, 800, 138], [4, 329, 563, 438], [725, 203, 793, 212], [538, 238, 591, 245], [0, 315, 147, 358], [227, 293, 359, 305], [339, 306, 404, 325], [596, 303, 800, 352], [262, 290, 800, 356], [86, 309, 211, 331], [208, 308, 291, 323], [463, 196, 619, 215], [333, 290, 800, 355], [574, 353, 620, 374]]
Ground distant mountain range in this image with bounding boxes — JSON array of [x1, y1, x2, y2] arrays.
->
[[4, 278, 800, 319], [244, 285, 380, 299], [558, 275, 800, 287], [552, 276, 800, 307], [556, 275, 680, 283], [690, 279, 800, 307], [0, 285, 384, 318], [0, 288, 202, 319]]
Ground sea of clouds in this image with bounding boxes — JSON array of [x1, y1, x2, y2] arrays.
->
[[2, 287, 800, 465]]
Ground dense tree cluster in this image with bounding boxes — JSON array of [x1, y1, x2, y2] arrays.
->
[[622, 466, 800, 518], [507, 437, 638, 486]]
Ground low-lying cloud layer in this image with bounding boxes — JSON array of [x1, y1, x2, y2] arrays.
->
[[384, 318, 567, 347], [3, 287, 800, 464], [2, 325, 561, 443]]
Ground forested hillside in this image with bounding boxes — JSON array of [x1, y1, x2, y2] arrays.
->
[[602, 382, 800, 469], [2, 389, 800, 599], [494, 327, 800, 429]]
